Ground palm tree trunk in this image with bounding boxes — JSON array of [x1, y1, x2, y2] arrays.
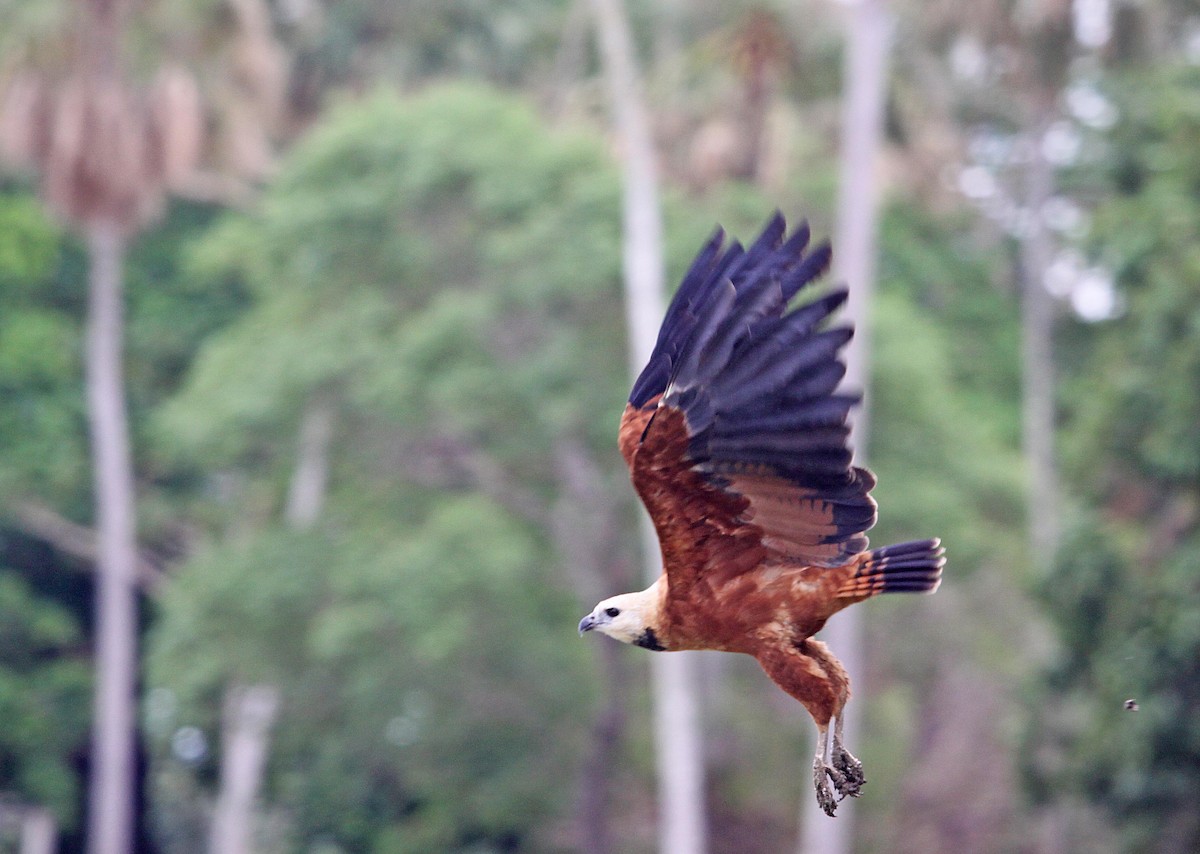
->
[[799, 2, 892, 852], [586, 0, 708, 851], [84, 221, 139, 854]]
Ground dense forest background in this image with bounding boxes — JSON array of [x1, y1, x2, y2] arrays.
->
[[0, 1, 1198, 852]]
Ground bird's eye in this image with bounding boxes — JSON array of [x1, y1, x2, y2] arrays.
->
[[605, 607, 621, 618]]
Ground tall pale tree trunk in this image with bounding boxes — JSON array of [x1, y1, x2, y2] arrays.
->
[[1018, 107, 1061, 564], [798, 2, 892, 852], [210, 399, 333, 854], [85, 222, 139, 854], [20, 806, 57, 854], [586, 0, 708, 852], [208, 684, 281, 854]]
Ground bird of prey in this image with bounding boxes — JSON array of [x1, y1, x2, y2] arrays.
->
[[578, 213, 944, 816]]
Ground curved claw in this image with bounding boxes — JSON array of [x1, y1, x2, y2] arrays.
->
[[812, 757, 839, 816], [831, 740, 865, 799]]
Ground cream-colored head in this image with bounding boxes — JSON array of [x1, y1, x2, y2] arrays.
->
[[578, 586, 664, 650]]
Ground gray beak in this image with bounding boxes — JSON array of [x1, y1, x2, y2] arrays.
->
[[578, 613, 597, 635]]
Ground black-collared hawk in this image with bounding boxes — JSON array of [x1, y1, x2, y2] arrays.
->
[[578, 213, 944, 816]]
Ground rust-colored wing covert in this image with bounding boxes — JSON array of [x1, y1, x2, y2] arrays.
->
[[619, 213, 878, 593]]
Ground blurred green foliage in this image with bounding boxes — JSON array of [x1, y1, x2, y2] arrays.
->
[[155, 85, 626, 469], [873, 207, 1026, 571], [147, 84, 626, 852], [0, 193, 86, 505], [0, 572, 90, 827], [1028, 61, 1200, 853]]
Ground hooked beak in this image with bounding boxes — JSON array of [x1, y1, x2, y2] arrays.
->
[[578, 613, 598, 635]]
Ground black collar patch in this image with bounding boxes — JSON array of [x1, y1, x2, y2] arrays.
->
[[634, 627, 666, 651]]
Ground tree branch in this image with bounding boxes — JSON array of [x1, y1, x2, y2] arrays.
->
[[5, 501, 164, 592]]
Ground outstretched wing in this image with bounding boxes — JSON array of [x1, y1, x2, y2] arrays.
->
[[620, 213, 877, 597]]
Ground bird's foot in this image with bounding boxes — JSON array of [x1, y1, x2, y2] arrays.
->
[[830, 741, 865, 799], [812, 756, 839, 817]]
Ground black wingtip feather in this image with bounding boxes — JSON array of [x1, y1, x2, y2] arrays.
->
[[781, 219, 811, 257], [630, 214, 882, 559], [633, 214, 836, 399], [781, 241, 832, 302]]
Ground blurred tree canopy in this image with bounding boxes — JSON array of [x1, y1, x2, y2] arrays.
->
[[147, 84, 628, 852]]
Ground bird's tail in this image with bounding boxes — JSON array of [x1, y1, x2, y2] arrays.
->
[[835, 538, 944, 599]]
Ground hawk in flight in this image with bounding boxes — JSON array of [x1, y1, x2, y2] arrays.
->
[[579, 213, 944, 816]]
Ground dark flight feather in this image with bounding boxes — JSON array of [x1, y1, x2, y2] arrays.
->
[[622, 213, 882, 573]]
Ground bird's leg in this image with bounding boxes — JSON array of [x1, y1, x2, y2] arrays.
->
[[829, 710, 865, 799], [811, 722, 839, 817]]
